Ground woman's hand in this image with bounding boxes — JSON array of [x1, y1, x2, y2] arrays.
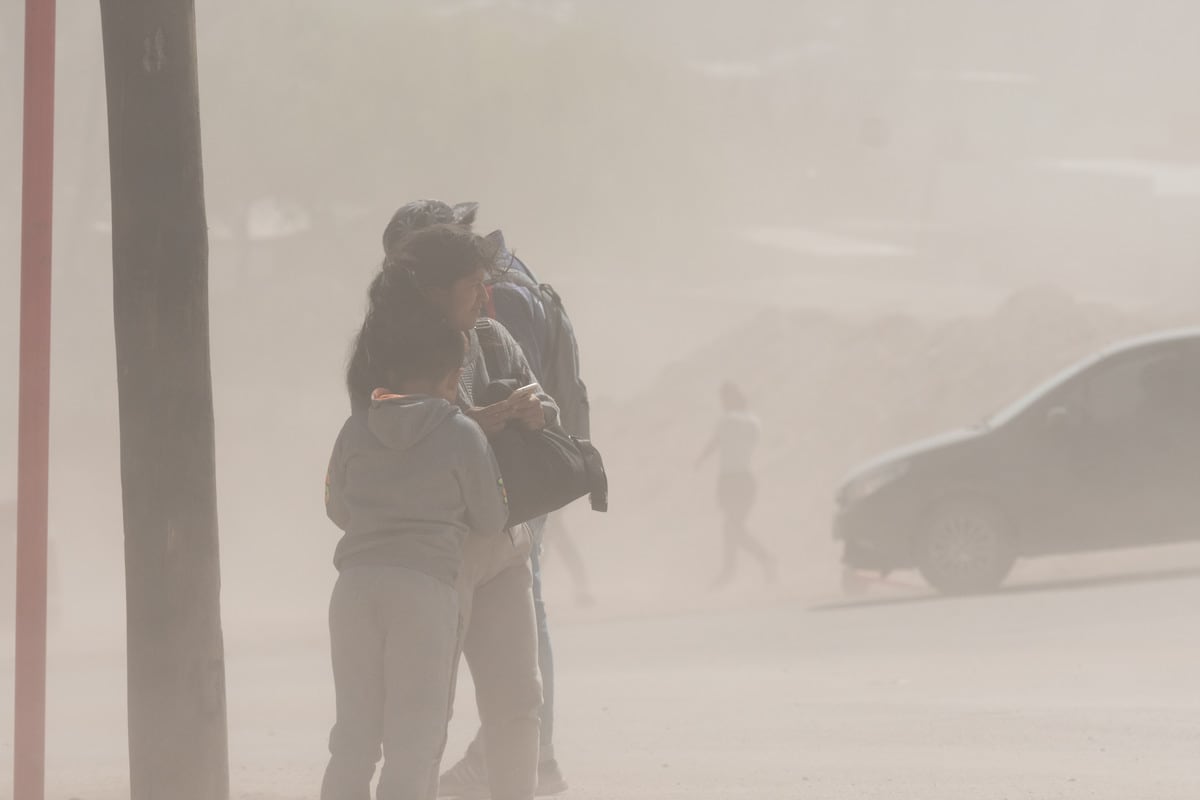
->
[[467, 392, 546, 435], [512, 394, 547, 431], [466, 403, 511, 436]]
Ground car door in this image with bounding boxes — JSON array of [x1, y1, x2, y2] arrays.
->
[[1059, 344, 1198, 551], [1127, 345, 1200, 543], [999, 372, 1095, 556]]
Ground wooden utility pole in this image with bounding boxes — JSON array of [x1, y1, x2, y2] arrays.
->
[[99, 3, 229, 799]]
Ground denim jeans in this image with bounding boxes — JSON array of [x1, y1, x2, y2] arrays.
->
[[528, 515, 554, 759]]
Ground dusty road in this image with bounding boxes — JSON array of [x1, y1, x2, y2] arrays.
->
[[3, 563, 1199, 799]]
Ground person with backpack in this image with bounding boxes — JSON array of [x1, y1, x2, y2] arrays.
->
[[482, 229, 590, 440], [379, 201, 587, 798], [322, 307, 510, 800], [351, 222, 555, 800]]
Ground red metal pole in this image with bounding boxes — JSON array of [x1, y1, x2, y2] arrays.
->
[[15, 0, 56, 799]]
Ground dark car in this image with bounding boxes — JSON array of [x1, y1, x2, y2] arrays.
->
[[836, 329, 1200, 594]]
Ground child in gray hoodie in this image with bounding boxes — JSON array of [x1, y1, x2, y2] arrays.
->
[[321, 321, 509, 800]]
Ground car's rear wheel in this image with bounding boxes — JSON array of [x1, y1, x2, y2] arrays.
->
[[916, 499, 1016, 594]]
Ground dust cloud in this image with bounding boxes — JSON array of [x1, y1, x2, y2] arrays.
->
[[2, 2, 1200, 798]]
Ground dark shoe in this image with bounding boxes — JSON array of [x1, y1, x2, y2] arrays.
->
[[438, 752, 490, 800], [536, 759, 569, 796]]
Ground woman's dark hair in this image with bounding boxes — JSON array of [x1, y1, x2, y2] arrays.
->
[[346, 224, 496, 411], [385, 223, 497, 294]]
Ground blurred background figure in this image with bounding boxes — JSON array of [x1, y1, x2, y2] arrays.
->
[[697, 381, 777, 587]]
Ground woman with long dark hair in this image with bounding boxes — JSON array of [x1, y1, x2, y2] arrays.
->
[[346, 223, 554, 800]]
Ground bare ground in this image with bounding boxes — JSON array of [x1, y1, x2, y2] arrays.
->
[[2, 553, 1198, 800]]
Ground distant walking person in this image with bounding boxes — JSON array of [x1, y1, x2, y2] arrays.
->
[[696, 382, 777, 586]]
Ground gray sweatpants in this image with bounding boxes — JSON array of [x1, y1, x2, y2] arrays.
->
[[322, 565, 460, 800]]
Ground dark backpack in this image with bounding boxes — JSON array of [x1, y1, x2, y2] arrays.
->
[[483, 231, 591, 439], [531, 282, 590, 439]]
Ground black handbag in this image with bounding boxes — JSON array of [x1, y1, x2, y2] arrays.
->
[[480, 380, 608, 527]]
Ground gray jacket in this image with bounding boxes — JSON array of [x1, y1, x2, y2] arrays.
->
[[325, 394, 509, 584]]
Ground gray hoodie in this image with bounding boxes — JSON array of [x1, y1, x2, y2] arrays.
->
[[325, 394, 509, 585]]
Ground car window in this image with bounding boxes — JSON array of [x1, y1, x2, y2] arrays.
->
[[984, 354, 1098, 427], [1084, 349, 1198, 426]]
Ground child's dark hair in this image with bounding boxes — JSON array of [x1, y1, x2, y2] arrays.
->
[[360, 313, 465, 396], [348, 269, 466, 408]]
